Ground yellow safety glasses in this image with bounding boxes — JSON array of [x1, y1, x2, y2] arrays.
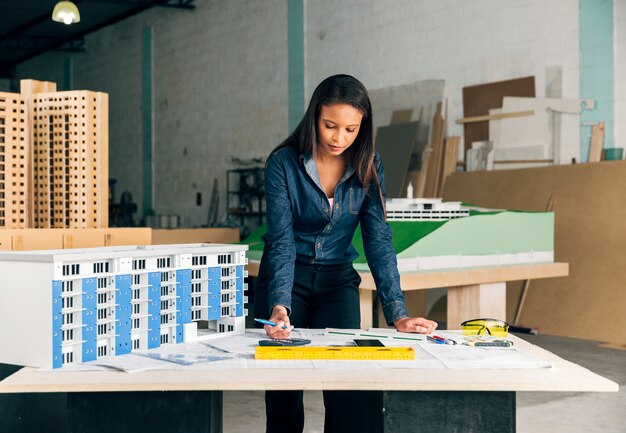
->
[[461, 318, 509, 338]]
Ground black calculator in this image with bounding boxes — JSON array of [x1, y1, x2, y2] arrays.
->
[[259, 338, 311, 346]]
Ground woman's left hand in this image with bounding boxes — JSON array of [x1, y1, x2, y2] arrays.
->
[[393, 317, 438, 334]]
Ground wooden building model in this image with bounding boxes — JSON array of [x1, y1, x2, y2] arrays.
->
[[0, 79, 108, 229]]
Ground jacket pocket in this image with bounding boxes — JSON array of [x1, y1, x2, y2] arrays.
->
[[349, 187, 362, 215]]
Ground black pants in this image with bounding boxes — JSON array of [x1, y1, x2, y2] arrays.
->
[[254, 255, 383, 433]]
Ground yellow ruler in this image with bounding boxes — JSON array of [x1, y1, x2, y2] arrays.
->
[[255, 346, 415, 360]]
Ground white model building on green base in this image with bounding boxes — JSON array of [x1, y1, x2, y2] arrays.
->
[[385, 198, 470, 220], [244, 208, 553, 273], [352, 210, 554, 272], [0, 243, 248, 369]]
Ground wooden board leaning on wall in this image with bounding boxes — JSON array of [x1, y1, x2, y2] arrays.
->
[[443, 161, 626, 345]]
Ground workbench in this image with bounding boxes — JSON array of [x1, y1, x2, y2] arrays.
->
[[0, 333, 615, 433]]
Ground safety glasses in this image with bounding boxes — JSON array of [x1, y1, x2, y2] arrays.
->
[[461, 318, 509, 337]]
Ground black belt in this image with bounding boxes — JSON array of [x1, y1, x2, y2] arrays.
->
[[295, 259, 352, 272]]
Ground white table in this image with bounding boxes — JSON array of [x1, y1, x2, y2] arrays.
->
[[0, 334, 616, 433]]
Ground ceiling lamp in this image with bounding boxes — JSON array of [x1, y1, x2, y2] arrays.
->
[[52, 1, 81, 25]]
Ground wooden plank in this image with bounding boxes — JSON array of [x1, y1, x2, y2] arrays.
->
[[455, 110, 534, 124], [512, 195, 555, 325], [359, 290, 373, 329], [62, 235, 73, 249], [358, 263, 568, 291], [443, 161, 626, 344], [390, 109, 413, 124], [439, 136, 460, 196], [0, 228, 151, 250], [462, 77, 535, 153], [494, 159, 553, 164], [421, 102, 444, 197], [415, 147, 431, 198], [587, 122, 605, 163], [11, 236, 23, 251], [151, 228, 240, 245], [447, 282, 506, 329]]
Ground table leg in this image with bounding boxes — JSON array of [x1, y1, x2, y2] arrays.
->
[[384, 391, 515, 433], [0, 363, 68, 433], [447, 282, 506, 329], [360, 289, 373, 328], [67, 390, 223, 433]]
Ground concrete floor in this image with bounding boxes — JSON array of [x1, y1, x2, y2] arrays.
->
[[223, 333, 626, 433]]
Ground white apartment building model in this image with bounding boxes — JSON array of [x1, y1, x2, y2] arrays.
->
[[0, 243, 248, 369], [385, 198, 470, 221]]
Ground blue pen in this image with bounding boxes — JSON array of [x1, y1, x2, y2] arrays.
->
[[254, 318, 288, 329]]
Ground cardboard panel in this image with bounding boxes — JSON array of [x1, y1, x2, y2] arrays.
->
[[443, 161, 626, 344], [462, 77, 535, 153], [369, 80, 444, 172], [0, 228, 151, 251], [375, 122, 420, 198], [151, 228, 240, 245]]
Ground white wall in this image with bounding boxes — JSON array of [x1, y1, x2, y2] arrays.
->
[[615, 0, 626, 151], [14, 0, 624, 227], [305, 0, 581, 153], [16, 0, 288, 226]]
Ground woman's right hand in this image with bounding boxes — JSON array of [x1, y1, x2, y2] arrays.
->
[[265, 305, 293, 339]]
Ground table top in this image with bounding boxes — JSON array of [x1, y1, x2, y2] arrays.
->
[[247, 261, 569, 291], [359, 262, 568, 290], [0, 334, 615, 394]]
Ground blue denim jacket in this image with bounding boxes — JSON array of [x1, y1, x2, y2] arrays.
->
[[263, 146, 408, 325]]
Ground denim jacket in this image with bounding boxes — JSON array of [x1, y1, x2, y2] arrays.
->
[[263, 146, 408, 325]]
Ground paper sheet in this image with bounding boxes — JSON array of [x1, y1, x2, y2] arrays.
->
[[135, 342, 238, 365], [45, 329, 552, 372], [421, 342, 551, 369]]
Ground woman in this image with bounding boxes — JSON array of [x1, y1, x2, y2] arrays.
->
[[254, 74, 438, 433]]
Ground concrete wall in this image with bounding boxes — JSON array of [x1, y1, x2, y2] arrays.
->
[[305, 0, 582, 161], [15, 0, 288, 226], [10, 0, 622, 226]]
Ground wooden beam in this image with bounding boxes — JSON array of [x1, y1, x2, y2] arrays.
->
[[494, 159, 553, 164], [588, 122, 605, 163], [456, 110, 534, 125]]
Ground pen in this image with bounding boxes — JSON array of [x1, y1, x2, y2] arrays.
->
[[427, 336, 445, 344], [254, 318, 288, 329], [432, 335, 456, 345]]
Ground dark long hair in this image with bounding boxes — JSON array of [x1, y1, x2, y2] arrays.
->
[[273, 74, 381, 196]]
